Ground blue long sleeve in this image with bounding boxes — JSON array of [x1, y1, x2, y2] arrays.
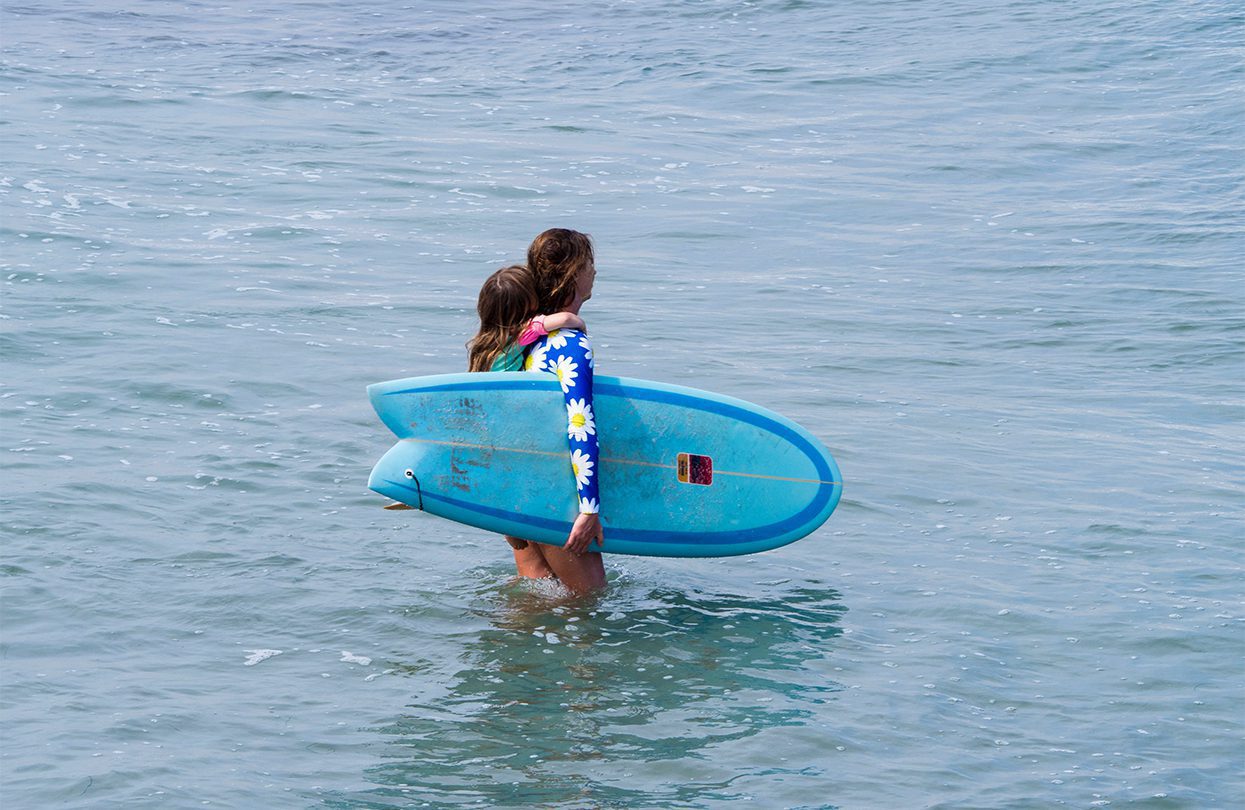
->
[[524, 328, 599, 514]]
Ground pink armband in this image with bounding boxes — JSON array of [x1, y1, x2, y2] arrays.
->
[[518, 316, 548, 346]]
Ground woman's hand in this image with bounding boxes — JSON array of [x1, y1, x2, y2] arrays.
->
[[565, 512, 603, 554]]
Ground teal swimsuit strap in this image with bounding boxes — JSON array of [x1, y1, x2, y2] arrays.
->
[[489, 343, 527, 372]]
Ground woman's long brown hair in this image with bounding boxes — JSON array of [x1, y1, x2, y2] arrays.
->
[[467, 265, 539, 372], [527, 228, 594, 312]]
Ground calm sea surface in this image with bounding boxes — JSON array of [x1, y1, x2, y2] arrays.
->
[[2, 1, 1242, 807]]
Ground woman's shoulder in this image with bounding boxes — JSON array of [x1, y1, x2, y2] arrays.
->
[[525, 327, 593, 371], [544, 327, 591, 346]]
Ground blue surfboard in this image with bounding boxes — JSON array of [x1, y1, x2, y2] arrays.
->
[[367, 372, 842, 558]]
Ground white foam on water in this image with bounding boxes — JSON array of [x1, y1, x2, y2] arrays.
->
[[242, 650, 282, 667]]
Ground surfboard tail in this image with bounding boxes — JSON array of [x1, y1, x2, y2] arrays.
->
[[368, 441, 427, 510]]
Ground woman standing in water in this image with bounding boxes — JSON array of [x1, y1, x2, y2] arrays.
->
[[466, 229, 606, 594]]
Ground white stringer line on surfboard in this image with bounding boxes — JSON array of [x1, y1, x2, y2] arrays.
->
[[397, 436, 841, 487]]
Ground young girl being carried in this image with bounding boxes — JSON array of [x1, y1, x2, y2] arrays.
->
[[467, 265, 586, 372]]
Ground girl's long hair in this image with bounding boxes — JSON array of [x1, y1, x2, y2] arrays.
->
[[467, 265, 539, 372], [527, 228, 593, 311]]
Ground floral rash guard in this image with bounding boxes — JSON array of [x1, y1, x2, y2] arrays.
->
[[523, 328, 600, 515]]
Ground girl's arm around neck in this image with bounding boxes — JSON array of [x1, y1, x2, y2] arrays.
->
[[541, 311, 586, 332], [519, 311, 586, 346]]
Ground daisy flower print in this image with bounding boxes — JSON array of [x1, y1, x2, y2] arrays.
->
[[524, 342, 549, 372], [553, 354, 578, 393], [566, 398, 596, 442], [570, 448, 595, 489]]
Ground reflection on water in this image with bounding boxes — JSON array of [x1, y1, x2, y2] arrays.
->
[[351, 573, 845, 807]]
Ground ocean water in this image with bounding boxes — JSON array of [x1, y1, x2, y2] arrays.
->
[[2, 0, 1242, 807]]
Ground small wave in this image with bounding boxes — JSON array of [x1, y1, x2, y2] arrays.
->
[[242, 649, 281, 666]]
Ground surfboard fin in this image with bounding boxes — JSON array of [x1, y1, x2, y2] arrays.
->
[[383, 502, 415, 511]]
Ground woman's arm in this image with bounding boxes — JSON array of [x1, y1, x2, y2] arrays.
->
[[537, 329, 603, 551]]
